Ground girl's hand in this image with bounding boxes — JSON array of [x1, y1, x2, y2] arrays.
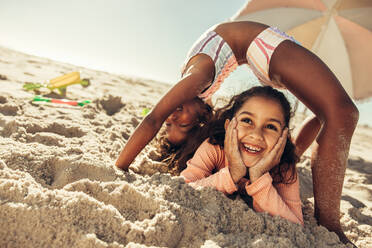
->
[[249, 128, 288, 182], [224, 118, 246, 183]]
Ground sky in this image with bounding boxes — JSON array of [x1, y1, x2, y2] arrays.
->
[[0, 0, 371, 125]]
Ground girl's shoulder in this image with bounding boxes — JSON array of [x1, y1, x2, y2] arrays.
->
[[198, 138, 225, 158], [204, 138, 226, 166]]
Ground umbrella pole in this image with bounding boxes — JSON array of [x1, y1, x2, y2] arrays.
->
[[312, 0, 342, 53]]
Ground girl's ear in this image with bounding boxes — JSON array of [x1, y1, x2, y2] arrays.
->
[[224, 119, 230, 131]]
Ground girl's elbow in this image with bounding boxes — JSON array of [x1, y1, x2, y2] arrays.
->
[[295, 214, 304, 226], [286, 213, 303, 226], [300, 219, 304, 226]]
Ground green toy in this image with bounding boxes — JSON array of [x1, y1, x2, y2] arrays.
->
[[32, 95, 91, 107], [141, 108, 150, 116]]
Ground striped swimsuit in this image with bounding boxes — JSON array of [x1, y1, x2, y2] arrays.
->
[[181, 27, 298, 103]]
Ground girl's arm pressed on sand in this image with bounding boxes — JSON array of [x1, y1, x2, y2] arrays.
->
[[245, 171, 303, 225], [180, 140, 238, 194], [115, 56, 215, 170]]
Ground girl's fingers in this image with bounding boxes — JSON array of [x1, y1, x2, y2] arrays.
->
[[232, 119, 239, 152], [225, 119, 236, 157], [232, 117, 238, 128], [272, 128, 288, 163], [228, 119, 234, 145], [224, 119, 231, 148], [278, 128, 288, 153], [258, 128, 288, 170], [227, 118, 236, 150], [225, 118, 242, 165], [226, 118, 236, 147], [279, 128, 288, 153]]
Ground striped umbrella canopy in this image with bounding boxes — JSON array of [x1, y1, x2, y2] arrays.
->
[[232, 0, 372, 101]]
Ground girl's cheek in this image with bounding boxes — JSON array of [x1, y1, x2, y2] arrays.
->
[[264, 133, 277, 147], [236, 125, 246, 137], [271, 135, 281, 147]]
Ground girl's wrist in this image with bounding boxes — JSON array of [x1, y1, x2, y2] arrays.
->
[[249, 167, 263, 183], [229, 165, 246, 183]]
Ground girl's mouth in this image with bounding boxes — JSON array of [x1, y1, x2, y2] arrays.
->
[[242, 144, 263, 154]]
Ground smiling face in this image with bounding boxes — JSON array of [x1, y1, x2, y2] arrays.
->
[[165, 99, 202, 145], [232, 96, 285, 167]]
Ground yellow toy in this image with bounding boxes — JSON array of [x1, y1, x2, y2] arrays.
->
[[23, 71, 90, 96]]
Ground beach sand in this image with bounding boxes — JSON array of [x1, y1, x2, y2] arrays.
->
[[0, 46, 371, 248]]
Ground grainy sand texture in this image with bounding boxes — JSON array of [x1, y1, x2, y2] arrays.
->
[[0, 46, 371, 247]]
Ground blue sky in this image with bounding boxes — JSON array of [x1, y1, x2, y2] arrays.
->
[[0, 0, 246, 82], [0, 0, 371, 125]]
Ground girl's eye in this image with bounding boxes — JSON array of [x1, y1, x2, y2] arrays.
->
[[176, 106, 183, 111], [240, 118, 252, 124], [266, 124, 278, 131]]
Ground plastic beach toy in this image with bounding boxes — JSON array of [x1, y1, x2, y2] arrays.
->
[[32, 95, 91, 107], [23, 71, 90, 96], [141, 108, 150, 116]]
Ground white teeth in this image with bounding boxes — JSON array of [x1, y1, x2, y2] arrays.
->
[[243, 144, 262, 152]]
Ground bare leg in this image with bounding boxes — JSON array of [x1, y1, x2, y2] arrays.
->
[[270, 41, 359, 244], [311, 108, 357, 244]]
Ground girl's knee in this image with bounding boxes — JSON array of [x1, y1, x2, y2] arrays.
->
[[325, 102, 359, 139], [324, 98, 358, 127], [337, 101, 359, 128]]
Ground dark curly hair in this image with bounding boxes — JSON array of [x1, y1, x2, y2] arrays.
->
[[208, 86, 299, 184], [155, 97, 213, 175]]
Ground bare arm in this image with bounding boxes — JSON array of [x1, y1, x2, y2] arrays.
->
[[294, 116, 321, 157], [115, 55, 215, 170]]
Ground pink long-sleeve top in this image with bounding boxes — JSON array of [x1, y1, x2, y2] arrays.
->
[[180, 139, 303, 225]]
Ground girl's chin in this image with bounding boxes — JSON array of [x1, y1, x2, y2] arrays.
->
[[242, 158, 258, 168], [240, 148, 266, 166]]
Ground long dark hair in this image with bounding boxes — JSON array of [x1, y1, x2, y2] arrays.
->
[[156, 97, 213, 175], [208, 86, 299, 184]]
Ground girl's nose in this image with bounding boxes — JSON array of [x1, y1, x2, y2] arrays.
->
[[249, 127, 264, 141]]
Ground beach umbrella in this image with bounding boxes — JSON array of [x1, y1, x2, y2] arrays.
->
[[232, 0, 372, 101]]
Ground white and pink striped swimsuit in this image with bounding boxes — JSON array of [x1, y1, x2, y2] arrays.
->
[[181, 27, 298, 103]]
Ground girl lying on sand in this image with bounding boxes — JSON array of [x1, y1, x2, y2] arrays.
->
[[181, 86, 303, 225]]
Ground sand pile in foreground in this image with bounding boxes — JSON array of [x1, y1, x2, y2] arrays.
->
[[0, 46, 371, 247]]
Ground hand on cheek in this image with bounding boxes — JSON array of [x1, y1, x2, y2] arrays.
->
[[249, 128, 288, 182], [225, 118, 247, 183]]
